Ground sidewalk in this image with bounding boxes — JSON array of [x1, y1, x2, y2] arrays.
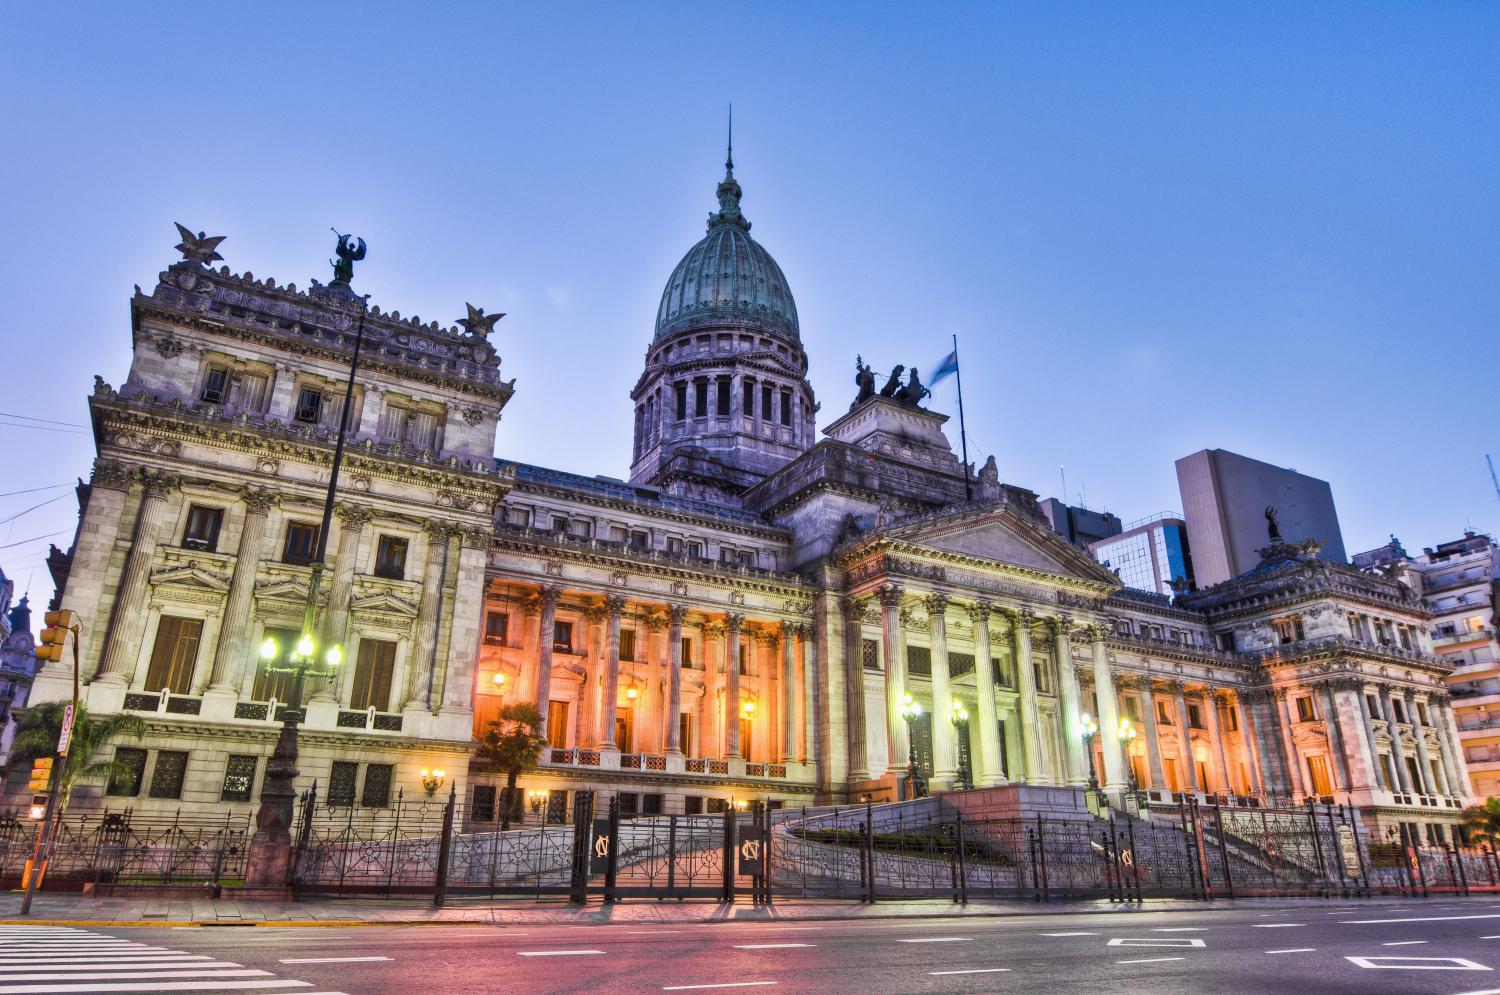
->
[[0, 891, 1482, 927]]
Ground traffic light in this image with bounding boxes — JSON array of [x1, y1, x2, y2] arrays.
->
[[36, 610, 75, 664], [27, 757, 53, 792]]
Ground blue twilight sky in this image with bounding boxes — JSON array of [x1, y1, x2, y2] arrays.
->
[[2, 2, 1498, 607]]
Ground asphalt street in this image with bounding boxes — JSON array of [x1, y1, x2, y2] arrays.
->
[[7, 899, 1500, 993]]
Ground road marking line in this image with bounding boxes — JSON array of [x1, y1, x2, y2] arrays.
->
[[0, 970, 274, 982], [278, 957, 393, 964], [1253, 923, 1303, 928], [1343, 914, 1500, 924], [1384, 941, 1428, 946], [0, 983, 312, 993], [627, 930, 683, 935], [1118, 957, 1185, 964], [1482, 936, 1500, 940], [517, 950, 606, 957], [1344, 955, 1491, 971], [0, 963, 243, 972], [662, 984, 778, 991], [1040, 931, 1097, 936], [732, 945, 814, 950], [929, 969, 1011, 976], [1152, 927, 1206, 932], [1266, 949, 1316, 954], [1107, 938, 1206, 948], [896, 937, 971, 943]]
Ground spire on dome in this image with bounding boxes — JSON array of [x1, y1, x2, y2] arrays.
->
[[709, 106, 749, 232]]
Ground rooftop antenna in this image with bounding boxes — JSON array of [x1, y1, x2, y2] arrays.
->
[[1059, 465, 1067, 505], [1488, 454, 1500, 506], [727, 103, 733, 172]]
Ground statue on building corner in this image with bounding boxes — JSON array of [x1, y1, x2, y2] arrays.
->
[[895, 368, 930, 407], [329, 229, 367, 289], [173, 223, 226, 266], [1265, 505, 1282, 542], [879, 364, 906, 398], [853, 355, 876, 408], [458, 302, 505, 339]]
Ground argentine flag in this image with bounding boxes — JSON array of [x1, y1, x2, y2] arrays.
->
[[930, 348, 959, 387]]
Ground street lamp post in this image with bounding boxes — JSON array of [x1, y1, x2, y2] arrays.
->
[[246, 235, 369, 888], [1080, 711, 1100, 792], [1117, 717, 1141, 815], [951, 700, 972, 792], [899, 693, 927, 799]]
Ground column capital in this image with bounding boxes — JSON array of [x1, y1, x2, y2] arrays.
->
[[781, 619, 797, 637], [964, 600, 993, 624], [1136, 674, 1156, 693], [140, 468, 181, 498], [242, 486, 279, 515], [583, 604, 609, 625], [644, 610, 668, 632], [724, 612, 744, 632], [668, 604, 689, 625], [875, 584, 905, 609], [1017, 607, 1037, 626], [605, 594, 628, 617], [1047, 613, 1073, 635], [703, 620, 726, 639], [91, 458, 133, 492], [461, 525, 494, 550], [921, 592, 950, 617], [539, 584, 563, 609], [423, 518, 457, 540], [1086, 622, 1110, 644], [1164, 678, 1186, 695], [761, 628, 784, 649], [334, 503, 373, 528], [840, 598, 863, 622]]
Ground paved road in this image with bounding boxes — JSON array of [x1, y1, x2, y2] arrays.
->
[[6, 899, 1500, 993]]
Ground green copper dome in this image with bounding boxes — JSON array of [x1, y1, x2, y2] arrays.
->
[[654, 158, 800, 343]]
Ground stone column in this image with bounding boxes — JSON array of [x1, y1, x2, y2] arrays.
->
[[438, 527, 491, 720], [64, 460, 131, 676], [1321, 682, 1353, 792], [725, 614, 743, 759], [666, 605, 687, 755], [759, 630, 778, 763], [1380, 689, 1415, 794], [402, 522, 450, 712], [1202, 690, 1232, 795], [1172, 682, 1199, 793], [1053, 618, 1087, 786], [97, 470, 179, 684], [1434, 697, 1468, 797], [924, 594, 956, 789], [581, 604, 607, 747], [968, 603, 1004, 787], [701, 621, 723, 757], [878, 584, 909, 772], [1137, 677, 1167, 790], [842, 600, 869, 779], [597, 596, 626, 749], [1275, 688, 1307, 798], [532, 585, 561, 741], [1356, 686, 1386, 790], [208, 487, 276, 693], [780, 621, 797, 763], [1406, 692, 1438, 796], [320, 504, 369, 657], [1237, 691, 1270, 794], [1089, 626, 1126, 792], [644, 612, 667, 754], [799, 625, 816, 764], [1011, 609, 1045, 784]]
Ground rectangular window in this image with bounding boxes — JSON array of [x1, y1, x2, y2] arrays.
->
[[685, 795, 704, 815], [629, 531, 649, 551], [619, 628, 637, 662], [554, 621, 573, 653], [1155, 699, 1172, 725], [780, 388, 792, 426], [907, 645, 932, 677], [472, 785, 497, 822], [695, 380, 708, 417], [739, 642, 749, 676], [547, 700, 570, 748], [282, 522, 320, 566], [295, 386, 324, 424], [862, 638, 880, 671], [182, 505, 223, 551], [552, 515, 569, 534], [737, 550, 756, 568], [485, 611, 509, 646], [1216, 631, 1236, 652], [143, 615, 203, 694], [666, 536, 683, 555], [349, 639, 397, 711], [761, 384, 773, 420], [717, 378, 730, 416], [507, 506, 532, 527], [252, 626, 301, 703], [362, 763, 393, 807], [617, 792, 640, 817], [642, 793, 664, 816], [687, 540, 702, 559], [680, 637, 694, 667], [108, 747, 148, 797], [1296, 696, 1316, 722], [327, 761, 358, 807], [374, 535, 408, 580], [220, 755, 258, 802], [743, 380, 755, 417], [148, 750, 189, 800], [1188, 704, 1204, 729], [675, 382, 687, 421], [201, 365, 230, 403]]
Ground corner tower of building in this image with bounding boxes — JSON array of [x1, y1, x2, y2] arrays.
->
[[628, 146, 817, 502]]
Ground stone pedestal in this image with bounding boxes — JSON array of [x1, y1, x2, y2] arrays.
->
[[244, 838, 293, 889]]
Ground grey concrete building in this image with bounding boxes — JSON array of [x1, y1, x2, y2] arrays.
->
[[1176, 448, 1347, 588]]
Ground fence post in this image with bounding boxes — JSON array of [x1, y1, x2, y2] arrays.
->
[[1345, 805, 1370, 899], [864, 802, 877, 904], [763, 804, 774, 906], [1451, 843, 1469, 896], [955, 812, 968, 905], [1124, 813, 1141, 901], [1213, 800, 1234, 900], [605, 794, 620, 904], [721, 804, 735, 903], [569, 791, 592, 905], [667, 815, 678, 895], [1105, 815, 1119, 903], [432, 783, 456, 909], [1488, 843, 1500, 888], [1036, 816, 1050, 902], [1305, 802, 1328, 898]]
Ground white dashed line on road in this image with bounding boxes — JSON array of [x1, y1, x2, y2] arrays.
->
[[662, 984, 778, 991], [1253, 923, 1303, 928], [279, 957, 394, 964], [929, 968, 1011, 976], [1117, 957, 1186, 964], [1342, 914, 1500, 924], [1040, 932, 1097, 936], [896, 937, 972, 943], [732, 945, 815, 950], [516, 950, 607, 957], [1383, 941, 1428, 946], [1151, 927, 1206, 932], [1345, 955, 1492, 971], [1266, 949, 1316, 954], [1107, 938, 1206, 948]]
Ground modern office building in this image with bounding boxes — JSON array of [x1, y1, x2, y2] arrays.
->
[[1176, 448, 1347, 588], [1039, 498, 1121, 547], [1090, 513, 1194, 597]]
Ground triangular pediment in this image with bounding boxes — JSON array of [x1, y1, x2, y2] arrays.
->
[[255, 578, 310, 602], [881, 503, 1122, 589], [149, 563, 230, 593], [349, 591, 420, 618]]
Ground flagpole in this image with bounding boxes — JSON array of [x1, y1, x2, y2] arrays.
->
[[952, 333, 971, 501]]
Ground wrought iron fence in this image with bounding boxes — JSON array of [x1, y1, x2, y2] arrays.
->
[[0, 810, 249, 891]]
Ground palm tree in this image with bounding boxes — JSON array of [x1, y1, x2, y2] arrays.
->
[[10, 702, 147, 815], [1461, 797, 1500, 846], [475, 703, 548, 831]]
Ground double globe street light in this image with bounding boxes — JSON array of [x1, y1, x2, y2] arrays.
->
[[899, 692, 927, 799], [1080, 712, 1141, 807]]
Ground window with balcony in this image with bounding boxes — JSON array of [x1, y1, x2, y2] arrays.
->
[[484, 611, 509, 646], [294, 386, 325, 424], [1275, 616, 1305, 644], [1216, 631, 1236, 652], [687, 541, 703, 559], [1296, 695, 1316, 722], [628, 531, 649, 551], [666, 537, 684, 556], [553, 621, 573, 653], [200, 365, 230, 403], [1188, 703, 1204, 729], [737, 550, 756, 568], [374, 535, 408, 580], [680, 637, 694, 667], [619, 628, 636, 662], [282, 522, 320, 566], [1155, 699, 1172, 725], [182, 505, 222, 551], [143, 615, 202, 694], [507, 506, 532, 528], [349, 639, 396, 711]]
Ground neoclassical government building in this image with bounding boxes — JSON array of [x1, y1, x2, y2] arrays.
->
[[20, 151, 1474, 842]]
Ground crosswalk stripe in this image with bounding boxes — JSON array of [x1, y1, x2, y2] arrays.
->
[[0, 971, 273, 982], [0, 956, 213, 962], [0, 963, 245, 973], [0, 982, 311, 993]]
